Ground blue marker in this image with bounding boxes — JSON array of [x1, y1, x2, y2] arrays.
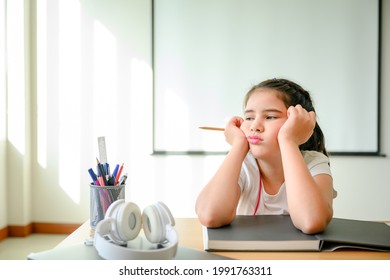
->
[[104, 162, 110, 176], [88, 168, 98, 184], [111, 164, 120, 179]]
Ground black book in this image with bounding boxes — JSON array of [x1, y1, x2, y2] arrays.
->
[[203, 215, 390, 252]]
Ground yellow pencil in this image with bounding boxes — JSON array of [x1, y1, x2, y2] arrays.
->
[[198, 126, 225, 131]]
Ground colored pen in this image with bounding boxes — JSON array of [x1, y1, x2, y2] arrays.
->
[[88, 168, 100, 186], [88, 168, 98, 182], [115, 163, 124, 185], [111, 164, 120, 179], [96, 158, 108, 186], [104, 163, 110, 177], [107, 175, 116, 186], [118, 173, 128, 186]]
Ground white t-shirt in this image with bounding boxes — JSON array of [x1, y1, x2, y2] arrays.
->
[[237, 150, 332, 215]]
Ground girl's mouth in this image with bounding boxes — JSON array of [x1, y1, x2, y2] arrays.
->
[[247, 135, 263, 145]]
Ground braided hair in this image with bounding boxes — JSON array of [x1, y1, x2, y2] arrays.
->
[[244, 78, 329, 157]]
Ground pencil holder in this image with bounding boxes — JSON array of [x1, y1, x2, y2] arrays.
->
[[89, 184, 125, 230]]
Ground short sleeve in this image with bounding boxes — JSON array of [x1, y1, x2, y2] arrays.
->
[[302, 151, 332, 177]]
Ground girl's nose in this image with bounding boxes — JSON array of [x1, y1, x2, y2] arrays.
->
[[250, 120, 263, 133]]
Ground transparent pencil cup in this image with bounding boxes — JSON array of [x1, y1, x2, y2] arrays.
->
[[89, 184, 125, 230]]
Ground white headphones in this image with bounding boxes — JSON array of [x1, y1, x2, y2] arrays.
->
[[93, 199, 178, 260]]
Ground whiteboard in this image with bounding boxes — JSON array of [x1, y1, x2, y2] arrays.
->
[[153, 0, 380, 154]]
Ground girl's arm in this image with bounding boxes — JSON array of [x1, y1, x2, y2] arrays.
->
[[195, 117, 249, 228], [278, 105, 334, 234]]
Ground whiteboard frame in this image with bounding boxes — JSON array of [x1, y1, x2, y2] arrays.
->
[[152, 0, 382, 156]]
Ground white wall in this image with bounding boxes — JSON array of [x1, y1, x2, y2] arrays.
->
[[2, 0, 389, 229]]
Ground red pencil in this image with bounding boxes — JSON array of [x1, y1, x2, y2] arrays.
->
[[115, 163, 124, 185]]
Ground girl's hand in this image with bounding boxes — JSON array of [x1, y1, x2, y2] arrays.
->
[[278, 105, 316, 146], [224, 116, 249, 150]]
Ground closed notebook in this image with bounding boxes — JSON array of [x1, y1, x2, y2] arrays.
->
[[203, 215, 390, 252]]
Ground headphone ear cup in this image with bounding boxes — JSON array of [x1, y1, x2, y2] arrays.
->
[[104, 199, 126, 243], [116, 201, 142, 241], [104, 199, 142, 243], [105, 199, 124, 219], [142, 204, 165, 244]]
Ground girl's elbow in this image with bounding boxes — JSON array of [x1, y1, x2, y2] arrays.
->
[[298, 208, 333, 234], [196, 207, 235, 228], [299, 219, 328, 234], [198, 215, 226, 228]]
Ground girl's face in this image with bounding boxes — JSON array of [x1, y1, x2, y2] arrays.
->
[[241, 89, 288, 159]]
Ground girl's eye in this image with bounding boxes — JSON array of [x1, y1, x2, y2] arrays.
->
[[266, 115, 277, 120], [245, 116, 254, 121]]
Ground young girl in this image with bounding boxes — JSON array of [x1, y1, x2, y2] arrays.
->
[[195, 78, 334, 234]]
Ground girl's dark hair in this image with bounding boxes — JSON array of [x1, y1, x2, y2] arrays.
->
[[244, 78, 329, 157]]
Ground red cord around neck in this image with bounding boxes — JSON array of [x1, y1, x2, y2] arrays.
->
[[253, 172, 262, 215]]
